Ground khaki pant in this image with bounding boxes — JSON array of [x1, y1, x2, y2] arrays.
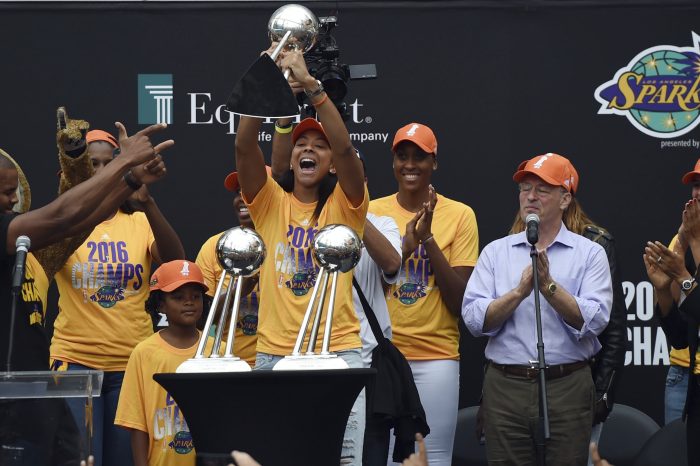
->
[[482, 363, 595, 466]]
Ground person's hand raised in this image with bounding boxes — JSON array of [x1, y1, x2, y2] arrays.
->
[[115, 121, 174, 168]]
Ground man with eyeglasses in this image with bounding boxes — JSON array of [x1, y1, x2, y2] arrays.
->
[[462, 153, 612, 465]]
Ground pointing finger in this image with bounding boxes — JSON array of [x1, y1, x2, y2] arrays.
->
[[135, 122, 168, 138], [154, 139, 175, 154]]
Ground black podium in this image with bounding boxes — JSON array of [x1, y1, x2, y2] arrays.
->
[[155, 368, 374, 466]]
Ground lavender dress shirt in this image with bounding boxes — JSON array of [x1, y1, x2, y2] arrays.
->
[[462, 223, 612, 365]]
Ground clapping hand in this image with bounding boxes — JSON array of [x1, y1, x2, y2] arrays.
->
[[645, 241, 688, 283]]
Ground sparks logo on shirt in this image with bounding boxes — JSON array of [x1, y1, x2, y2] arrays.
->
[[22, 268, 44, 326], [238, 290, 259, 335], [155, 393, 193, 454], [276, 224, 320, 296], [595, 32, 700, 138], [72, 240, 145, 309], [239, 313, 258, 335], [394, 240, 431, 305], [168, 431, 194, 454]]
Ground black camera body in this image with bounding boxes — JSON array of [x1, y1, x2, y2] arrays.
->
[[301, 15, 376, 121]]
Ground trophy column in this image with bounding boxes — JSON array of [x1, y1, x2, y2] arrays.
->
[[177, 227, 266, 373]]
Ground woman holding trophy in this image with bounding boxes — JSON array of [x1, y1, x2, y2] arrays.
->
[[233, 44, 368, 466]]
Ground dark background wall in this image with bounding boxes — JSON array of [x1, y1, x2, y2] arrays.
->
[[2, 0, 698, 425]]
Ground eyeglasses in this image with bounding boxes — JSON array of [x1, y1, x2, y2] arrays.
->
[[518, 183, 565, 196]]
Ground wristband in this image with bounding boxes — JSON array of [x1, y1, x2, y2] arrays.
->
[[312, 93, 329, 108], [123, 170, 142, 190], [421, 234, 434, 245], [304, 79, 325, 99], [274, 121, 293, 134]]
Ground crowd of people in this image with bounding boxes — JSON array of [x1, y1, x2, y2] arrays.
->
[[0, 45, 696, 466]]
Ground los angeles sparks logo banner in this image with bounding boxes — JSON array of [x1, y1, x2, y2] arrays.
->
[[595, 32, 700, 139]]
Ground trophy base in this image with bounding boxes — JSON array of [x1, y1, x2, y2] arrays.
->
[[176, 357, 252, 374], [273, 354, 350, 371]]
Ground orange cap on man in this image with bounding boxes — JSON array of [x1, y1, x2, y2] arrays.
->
[[513, 152, 576, 193]]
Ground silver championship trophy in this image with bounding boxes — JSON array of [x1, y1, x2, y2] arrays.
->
[[227, 4, 319, 118], [274, 224, 363, 371], [267, 4, 320, 78], [177, 227, 266, 373]]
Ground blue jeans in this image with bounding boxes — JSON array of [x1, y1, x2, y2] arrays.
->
[[62, 363, 134, 466], [665, 364, 689, 424], [255, 349, 365, 466]]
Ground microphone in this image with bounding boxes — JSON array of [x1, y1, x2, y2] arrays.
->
[[525, 214, 539, 245], [11, 236, 30, 292], [7, 235, 30, 372]]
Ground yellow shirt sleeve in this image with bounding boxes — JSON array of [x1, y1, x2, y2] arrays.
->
[[115, 343, 148, 433], [446, 205, 479, 268]]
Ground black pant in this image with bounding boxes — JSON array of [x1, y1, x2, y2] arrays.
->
[[0, 399, 80, 466], [362, 411, 391, 466]]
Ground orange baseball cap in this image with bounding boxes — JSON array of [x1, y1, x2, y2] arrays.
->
[[682, 159, 700, 184], [292, 118, 327, 144], [149, 260, 208, 293], [224, 165, 273, 192], [513, 153, 575, 192], [86, 130, 119, 148], [392, 123, 438, 155]]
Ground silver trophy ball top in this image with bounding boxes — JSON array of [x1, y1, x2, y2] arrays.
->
[[216, 227, 266, 277], [312, 224, 362, 273], [268, 4, 319, 53]]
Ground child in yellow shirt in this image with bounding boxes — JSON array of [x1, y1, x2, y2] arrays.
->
[[115, 260, 211, 466]]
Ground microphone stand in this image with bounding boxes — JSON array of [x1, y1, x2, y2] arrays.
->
[[530, 243, 550, 466], [5, 280, 20, 373]]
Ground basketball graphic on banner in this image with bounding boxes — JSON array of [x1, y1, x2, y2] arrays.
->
[[627, 50, 700, 134], [595, 32, 700, 138]]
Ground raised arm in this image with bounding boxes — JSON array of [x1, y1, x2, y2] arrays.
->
[[409, 185, 473, 315], [235, 116, 268, 203], [130, 186, 185, 263], [280, 51, 365, 206], [363, 218, 401, 277], [7, 123, 172, 254], [271, 117, 294, 182]]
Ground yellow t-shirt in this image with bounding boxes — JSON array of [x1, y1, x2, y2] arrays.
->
[[667, 234, 700, 373], [245, 176, 368, 355], [370, 194, 479, 360], [196, 231, 259, 366], [51, 211, 155, 371], [24, 253, 49, 327], [115, 332, 211, 466]]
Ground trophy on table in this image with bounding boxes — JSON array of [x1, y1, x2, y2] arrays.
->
[[177, 227, 266, 373], [274, 224, 363, 371], [227, 3, 319, 118]]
